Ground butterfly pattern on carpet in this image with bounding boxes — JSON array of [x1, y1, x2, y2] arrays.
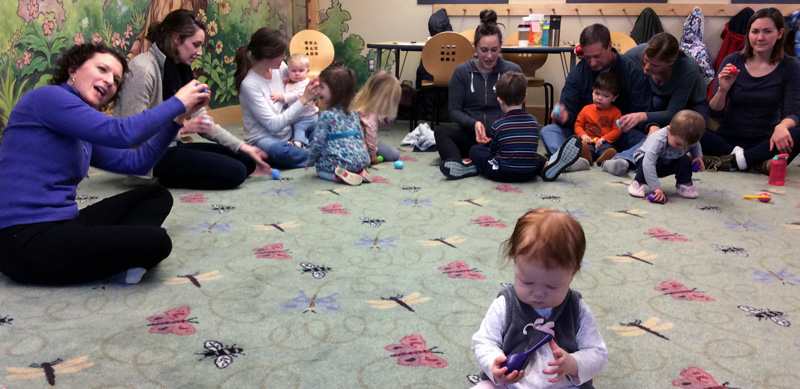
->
[[384, 334, 448, 368]]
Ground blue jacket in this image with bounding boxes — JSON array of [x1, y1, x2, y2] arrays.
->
[[558, 49, 651, 130], [448, 58, 522, 132], [0, 84, 184, 229]]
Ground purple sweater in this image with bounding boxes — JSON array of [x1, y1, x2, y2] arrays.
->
[[0, 84, 185, 229]]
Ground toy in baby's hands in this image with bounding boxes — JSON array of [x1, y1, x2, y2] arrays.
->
[[648, 193, 666, 204], [502, 319, 555, 374]]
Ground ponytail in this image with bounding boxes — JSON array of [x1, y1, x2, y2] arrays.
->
[[234, 45, 251, 92]]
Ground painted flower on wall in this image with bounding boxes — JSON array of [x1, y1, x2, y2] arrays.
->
[[81, 17, 89, 29], [27, 1, 39, 19], [16, 59, 24, 70], [22, 51, 31, 66], [91, 33, 103, 44], [224, 55, 234, 64], [215, 41, 223, 54], [74, 32, 85, 45], [124, 24, 133, 39], [198, 9, 207, 22], [207, 21, 218, 37], [111, 32, 122, 48], [219, 1, 232, 15], [42, 18, 55, 36]]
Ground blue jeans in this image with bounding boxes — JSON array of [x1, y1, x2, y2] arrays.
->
[[541, 123, 646, 158], [252, 137, 309, 169], [612, 131, 648, 164], [293, 115, 318, 146], [540, 123, 572, 155]]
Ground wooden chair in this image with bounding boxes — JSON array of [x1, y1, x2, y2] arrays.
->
[[609, 31, 637, 54], [289, 29, 335, 79], [459, 30, 475, 44], [502, 35, 554, 125], [410, 32, 474, 131]]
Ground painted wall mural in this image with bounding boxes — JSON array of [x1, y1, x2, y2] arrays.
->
[[0, 0, 384, 139]]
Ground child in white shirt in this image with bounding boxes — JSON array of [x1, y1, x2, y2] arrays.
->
[[472, 209, 607, 388]]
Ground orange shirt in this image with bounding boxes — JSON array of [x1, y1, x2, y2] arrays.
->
[[574, 104, 622, 143]]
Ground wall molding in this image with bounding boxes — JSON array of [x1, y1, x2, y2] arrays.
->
[[433, 3, 798, 17]]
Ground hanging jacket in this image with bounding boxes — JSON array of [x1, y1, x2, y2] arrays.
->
[[630, 7, 664, 44], [680, 7, 715, 86], [417, 8, 453, 87], [713, 8, 754, 74], [787, 9, 800, 57]]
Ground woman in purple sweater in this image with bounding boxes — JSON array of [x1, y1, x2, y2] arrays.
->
[[701, 7, 800, 174], [0, 44, 210, 285]]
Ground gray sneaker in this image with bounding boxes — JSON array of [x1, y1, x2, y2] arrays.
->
[[542, 136, 582, 181]]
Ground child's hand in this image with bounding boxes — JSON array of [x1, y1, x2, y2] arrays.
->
[[651, 188, 666, 203], [270, 93, 285, 103], [543, 340, 579, 383], [580, 135, 592, 144], [692, 156, 705, 172], [491, 355, 525, 385], [283, 77, 289, 84]]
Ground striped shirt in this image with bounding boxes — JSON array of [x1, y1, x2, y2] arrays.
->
[[488, 109, 540, 173]]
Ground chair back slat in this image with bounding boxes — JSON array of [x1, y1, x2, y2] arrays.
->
[[421, 32, 474, 87], [289, 30, 335, 79]]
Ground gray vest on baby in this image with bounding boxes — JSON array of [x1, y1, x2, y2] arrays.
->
[[480, 286, 593, 389]]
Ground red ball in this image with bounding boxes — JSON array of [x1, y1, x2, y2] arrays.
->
[[575, 44, 583, 56], [729, 65, 739, 75]]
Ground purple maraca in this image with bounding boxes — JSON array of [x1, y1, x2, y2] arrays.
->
[[502, 319, 555, 374]]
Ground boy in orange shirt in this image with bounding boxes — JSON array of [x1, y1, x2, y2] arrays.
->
[[574, 72, 623, 166]]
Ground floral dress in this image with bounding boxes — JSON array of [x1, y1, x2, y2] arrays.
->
[[307, 106, 370, 174]]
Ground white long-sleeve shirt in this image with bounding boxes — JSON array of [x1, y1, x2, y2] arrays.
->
[[472, 295, 608, 388], [239, 63, 306, 145]]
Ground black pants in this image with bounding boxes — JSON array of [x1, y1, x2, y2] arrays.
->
[[434, 125, 477, 161], [469, 144, 546, 182], [0, 185, 173, 285], [154, 143, 256, 190], [634, 155, 692, 188]]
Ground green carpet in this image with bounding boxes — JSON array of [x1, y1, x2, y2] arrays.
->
[[1, 122, 799, 388]]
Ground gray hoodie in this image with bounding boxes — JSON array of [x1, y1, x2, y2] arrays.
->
[[447, 57, 521, 132]]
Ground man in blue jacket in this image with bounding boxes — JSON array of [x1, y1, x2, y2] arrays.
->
[[542, 24, 652, 157]]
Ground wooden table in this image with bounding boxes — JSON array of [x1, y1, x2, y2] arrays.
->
[[366, 41, 577, 79]]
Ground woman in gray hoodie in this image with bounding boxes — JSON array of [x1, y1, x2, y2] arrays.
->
[[436, 10, 521, 179]]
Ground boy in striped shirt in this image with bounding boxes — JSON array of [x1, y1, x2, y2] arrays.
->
[[467, 72, 581, 182]]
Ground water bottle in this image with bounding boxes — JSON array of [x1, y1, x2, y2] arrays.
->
[[541, 23, 550, 47], [768, 153, 789, 186]]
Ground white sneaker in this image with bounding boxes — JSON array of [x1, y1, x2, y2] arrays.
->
[[628, 181, 649, 198], [676, 184, 699, 199]]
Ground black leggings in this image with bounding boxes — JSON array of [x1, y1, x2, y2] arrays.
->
[[154, 143, 256, 190], [0, 185, 173, 285], [435, 126, 477, 161]]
